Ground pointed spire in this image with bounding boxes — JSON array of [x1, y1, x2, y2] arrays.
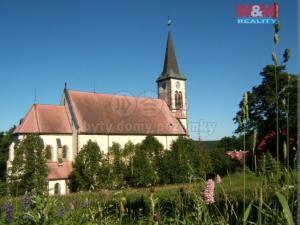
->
[[157, 29, 186, 82], [162, 31, 181, 75]]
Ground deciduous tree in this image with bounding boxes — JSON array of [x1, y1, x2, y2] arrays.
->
[[9, 134, 48, 195], [69, 140, 109, 191]]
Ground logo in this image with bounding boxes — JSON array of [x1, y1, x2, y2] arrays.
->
[[110, 91, 163, 117], [137, 91, 163, 117], [111, 91, 136, 116], [236, 4, 278, 24]]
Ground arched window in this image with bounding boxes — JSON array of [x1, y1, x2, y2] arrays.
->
[[62, 145, 68, 160], [54, 183, 61, 195], [57, 138, 63, 163], [175, 91, 179, 109], [178, 91, 183, 108]]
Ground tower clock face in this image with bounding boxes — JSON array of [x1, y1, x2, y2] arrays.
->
[[175, 81, 181, 89]]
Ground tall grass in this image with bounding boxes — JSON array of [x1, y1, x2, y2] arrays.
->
[[0, 171, 296, 224]]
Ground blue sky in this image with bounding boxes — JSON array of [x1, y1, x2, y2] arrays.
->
[[0, 0, 297, 140]]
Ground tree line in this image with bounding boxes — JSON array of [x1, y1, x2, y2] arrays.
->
[[69, 135, 235, 192], [2, 134, 235, 195]]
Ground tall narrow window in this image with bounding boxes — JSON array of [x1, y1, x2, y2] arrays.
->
[[178, 91, 183, 108], [54, 183, 61, 195], [62, 145, 68, 160], [175, 91, 179, 109], [57, 138, 63, 164]]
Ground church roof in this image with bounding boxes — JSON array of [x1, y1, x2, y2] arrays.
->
[[67, 90, 186, 135], [173, 109, 186, 119], [47, 162, 72, 180], [157, 31, 186, 82], [14, 104, 72, 134]]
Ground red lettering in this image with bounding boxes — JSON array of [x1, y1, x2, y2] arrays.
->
[[236, 5, 251, 17], [260, 4, 276, 17]]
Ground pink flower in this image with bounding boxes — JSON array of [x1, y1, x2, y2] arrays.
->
[[204, 179, 215, 204], [215, 174, 222, 184]]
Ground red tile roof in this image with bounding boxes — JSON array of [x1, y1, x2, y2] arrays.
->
[[47, 162, 72, 180], [173, 110, 186, 119], [67, 90, 186, 135], [14, 104, 72, 134], [226, 150, 249, 164]]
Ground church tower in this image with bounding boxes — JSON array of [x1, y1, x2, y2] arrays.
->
[[157, 29, 188, 132]]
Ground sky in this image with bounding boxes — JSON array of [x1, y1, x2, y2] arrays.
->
[[0, 0, 297, 140]]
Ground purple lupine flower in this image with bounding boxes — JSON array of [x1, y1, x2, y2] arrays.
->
[[82, 198, 89, 209], [29, 190, 37, 208], [3, 201, 13, 223], [215, 174, 222, 184], [22, 191, 30, 213], [58, 204, 65, 218], [204, 179, 215, 205]]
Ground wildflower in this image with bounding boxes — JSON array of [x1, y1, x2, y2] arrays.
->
[[22, 191, 30, 213], [69, 202, 75, 210], [82, 198, 89, 209], [119, 197, 126, 214], [283, 141, 287, 160], [283, 48, 290, 63], [29, 190, 37, 208], [272, 51, 279, 65], [3, 201, 13, 223], [215, 174, 222, 184], [149, 192, 155, 217], [58, 204, 65, 218], [204, 179, 215, 205]]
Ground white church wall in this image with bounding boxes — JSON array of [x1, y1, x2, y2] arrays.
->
[[7, 134, 73, 164], [8, 134, 25, 164], [8, 140, 17, 162], [179, 118, 188, 133], [40, 135, 73, 162], [48, 179, 68, 195], [78, 134, 180, 153]]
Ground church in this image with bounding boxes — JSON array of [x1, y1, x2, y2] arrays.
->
[[7, 30, 188, 195]]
